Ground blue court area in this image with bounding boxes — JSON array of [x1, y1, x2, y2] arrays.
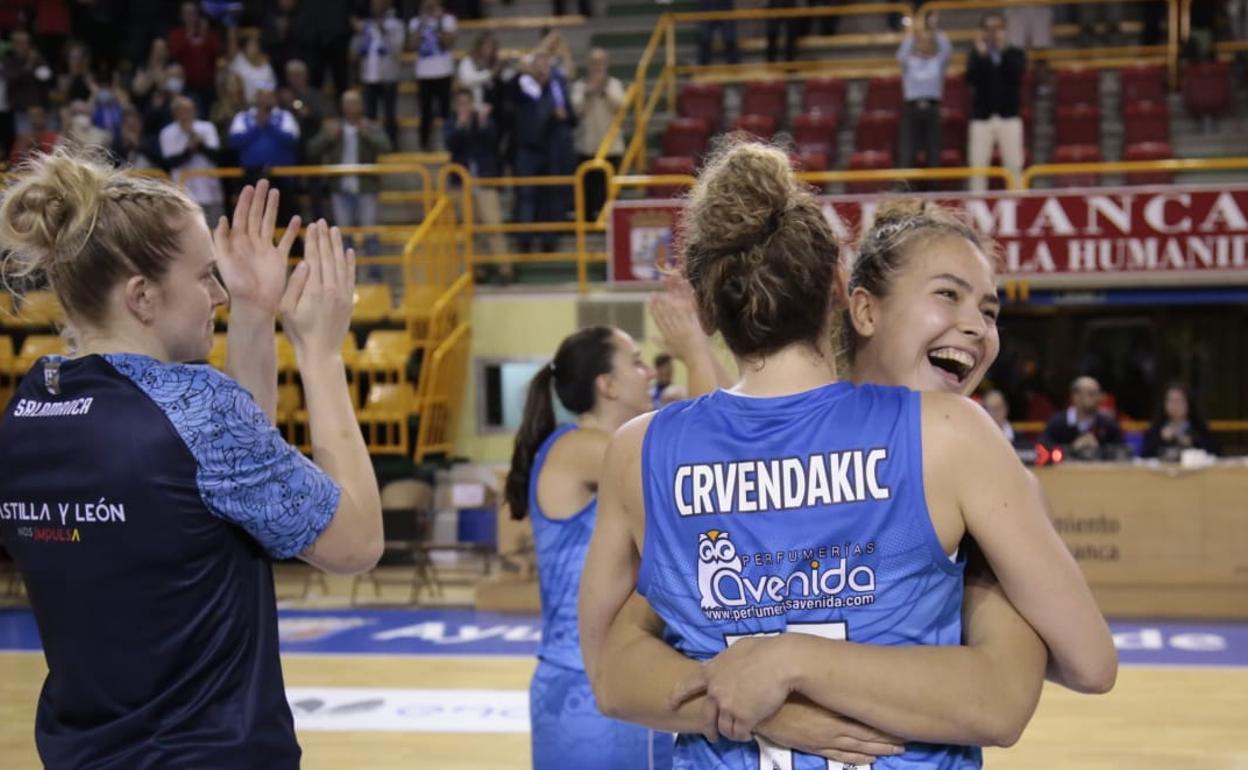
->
[[1, 608, 1247, 666]]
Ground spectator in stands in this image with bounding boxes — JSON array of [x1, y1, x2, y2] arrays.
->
[[230, 33, 277, 105], [409, 0, 457, 151], [897, 13, 952, 173], [5, 31, 55, 128], [697, 1, 741, 66], [168, 1, 224, 113], [308, 89, 393, 266], [572, 48, 626, 222], [261, 0, 300, 78], [553, 0, 592, 16], [4, 30, 55, 139], [966, 12, 1025, 193], [444, 88, 509, 283], [161, 96, 225, 225], [766, 0, 801, 62], [513, 53, 565, 255], [90, 83, 126, 145], [30, 0, 72, 67], [982, 389, 1020, 447], [57, 43, 95, 105], [62, 100, 111, 150], [111, 107, 160, 169], [8, 105, 59, 165], [130, 38, 171, 113], [291, 0, 354, 90], [539, 30, 578, 82], [458, 33, 502, 110], [229, 86, 300, 170], [210, 72, 248, 167], [1142, 385, 1219, 460], [353, 0, 406, 147], [280, 59, 329, 154], [141, 63, 184, 137], [1042, 376, 1128, 461]]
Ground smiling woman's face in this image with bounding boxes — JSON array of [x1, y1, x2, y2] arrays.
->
[[850, 234, 1001, 396]]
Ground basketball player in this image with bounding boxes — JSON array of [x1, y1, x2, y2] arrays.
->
[[580, 142, 1116, 768], [504, 326, 673, 770], [0, 150, 382, 769]]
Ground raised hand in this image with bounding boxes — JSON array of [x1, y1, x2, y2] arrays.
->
[[669, 635, 796, 743], [279, 220, 356, 363], [649, 269, 706, 364], [213, 179, 301, 316]]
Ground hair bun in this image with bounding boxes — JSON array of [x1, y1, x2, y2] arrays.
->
[[0, 149, 108, 280], [687, 140, 797, 250]]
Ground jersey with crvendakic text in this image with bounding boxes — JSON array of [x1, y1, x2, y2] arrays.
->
[[0, 354, 341, 770], [638, 382, 980, 770]]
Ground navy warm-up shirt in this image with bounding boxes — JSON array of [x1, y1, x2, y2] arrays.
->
[[0, 353, 341, 770]]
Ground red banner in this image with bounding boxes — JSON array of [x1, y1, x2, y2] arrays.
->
[[609, 186, 1248, 288]]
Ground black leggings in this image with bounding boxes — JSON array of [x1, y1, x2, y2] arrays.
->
[[418, 76, 452, 151]]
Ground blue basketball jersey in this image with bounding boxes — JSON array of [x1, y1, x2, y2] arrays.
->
[[0, 354, 340, 770], [638, 382, 980, 770], [530, 424, 595, 670]]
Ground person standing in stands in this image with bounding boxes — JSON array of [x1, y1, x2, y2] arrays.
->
[[353, 0, 406, 147], [898, 13, 952, 173], [408, 0, 458, 151], [444, 88, 509, 284], [965, 12, 1025, 192], [697, 1, 741, 66], [572, 48, 626, 223]]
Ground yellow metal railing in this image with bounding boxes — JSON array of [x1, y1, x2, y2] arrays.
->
[[1021, 157, 1248, 188], [415, 321, 471, 462]]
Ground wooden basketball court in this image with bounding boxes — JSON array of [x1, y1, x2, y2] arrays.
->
[[2, 645, 1247, 769]]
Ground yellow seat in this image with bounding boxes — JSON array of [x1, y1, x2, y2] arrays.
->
[[389, 284, 443, 322], [15, 335, 67, 371], [355, 330, 410, 371], [276, 383, 303, 418], [207, 334, 228, 369], [352, 284, 394, 325], [361, 383, 417, 417], [276, 335, 298, 373], [9, 291, 64, 328], [0, 335, 13, 378]]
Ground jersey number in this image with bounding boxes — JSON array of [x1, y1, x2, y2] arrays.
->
[[724, 622, 872, 770]]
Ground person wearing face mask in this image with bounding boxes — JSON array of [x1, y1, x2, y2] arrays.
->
[[142, 63, 185, 136], [579, 145, 1118, 768], [1041, 376, 1127, 461], [62, 100, 111, 150], [965, 12, 1025, 192]]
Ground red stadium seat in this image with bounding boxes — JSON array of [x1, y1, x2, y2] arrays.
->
[[864, 75, 903, 111], [661, 117, 711, 158], [742, 80, 788, 124], [678, 82, 725, 129], [802, 78, 847, 116], [1055, 103, 1101, 148], [647, 156, 696, 198], [855, 110, 898, 154], [1183, 61, 1232, 118], [846, 150, 894, 193], [1122, 101, 1170, 145], [1051, 144, 1103, 188], [731, 114, 778, 140], [944, 75, 968, 112], [1124, 141, 1175, 185], [1021, 68, 1038, 108], [939, 107, 967, 152], [1056, 68, 1100, 106], [1120, 64, 1167, 105], [793, 113, 839, 160], [789, 150, 828, 172]]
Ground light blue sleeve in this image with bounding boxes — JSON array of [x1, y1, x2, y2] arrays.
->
[[106, 354, 340, 560]]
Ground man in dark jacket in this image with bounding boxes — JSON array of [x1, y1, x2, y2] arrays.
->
[[1042, 376, 1128, 461], [966, 12, 1025, 192], [445, 88, 509, 281]]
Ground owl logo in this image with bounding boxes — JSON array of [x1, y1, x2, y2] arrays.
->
[[697, 530, 743, 610]]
